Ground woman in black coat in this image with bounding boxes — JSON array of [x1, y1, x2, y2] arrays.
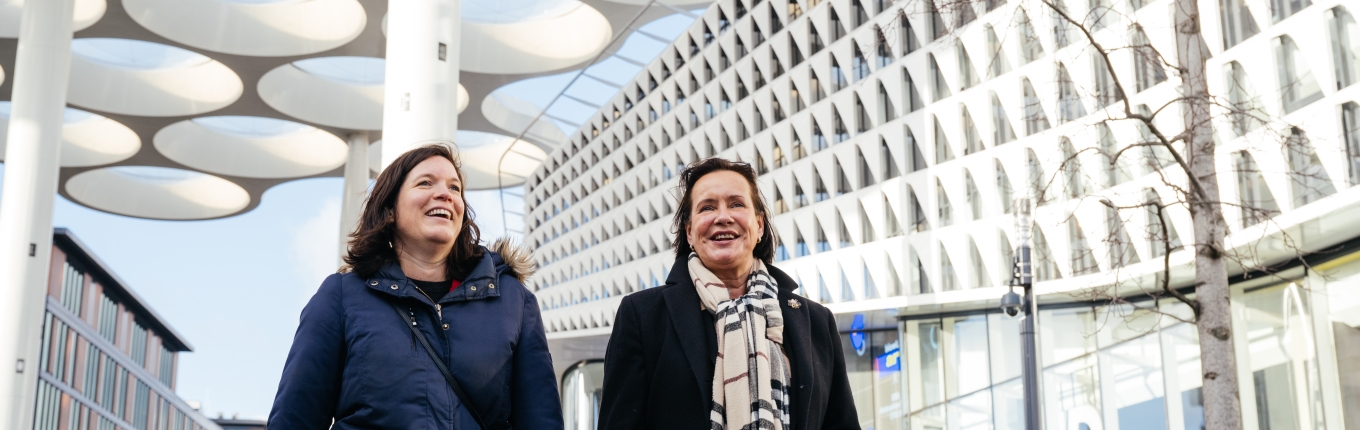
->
[[599, 158, 860, 430]]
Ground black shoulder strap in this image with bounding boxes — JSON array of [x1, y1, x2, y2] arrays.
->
[[389, 301, 489, 430]]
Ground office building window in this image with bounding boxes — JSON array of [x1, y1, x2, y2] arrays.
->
[[1056, 63, 1086, 122], [1275, 35, 1324, 113], [933, 115, 954, 163], [957, 43, 980, 90], [1328, 7, 1360, 89], [1017, 10, 1044, 64], [1022, 78, 1051, 135], [61, 262, 85, 316], [962, 105, 984, 154], [929, 54, 952, 101], [969, 237, 990, 288], [882, 193, 903, 239], [1344, 102, 1360, 185], [910, 187, 929, 232], [1284, 127, 1335, 207], [939, 243, 959, 291], [1130, 25, 1166, 92], [996, 159, 1013, 213], [1271, 0, 1311, 23], [1060, 138, 1086, 198], [937, 179, 953, 227], [1235, 151, 1280, 227], [853, 46, 870, 82], [990, 92, 1016, 145], [986, 25, 1011, 79], [966, 171, 982, 220]]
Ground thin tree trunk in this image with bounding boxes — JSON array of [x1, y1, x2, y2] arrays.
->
[[1174, 0, 1244, 427]]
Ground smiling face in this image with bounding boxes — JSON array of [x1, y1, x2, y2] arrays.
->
[[393, 156, 465, 256], [685, 170, 765, 276]]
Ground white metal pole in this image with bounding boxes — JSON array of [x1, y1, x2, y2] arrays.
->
[[339, 132, 370, 264], [381, 0, 461, 168], [0, 0, 76, 427]]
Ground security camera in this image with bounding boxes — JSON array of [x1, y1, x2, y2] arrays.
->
[[1000, 290, 1023, 317]]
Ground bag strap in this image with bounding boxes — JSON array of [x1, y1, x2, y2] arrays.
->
[[389, 301, 489, 430]]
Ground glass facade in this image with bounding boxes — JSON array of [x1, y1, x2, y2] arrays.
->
[[815, 268, 1360, 430]]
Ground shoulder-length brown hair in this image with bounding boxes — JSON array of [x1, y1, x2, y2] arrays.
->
[[343, 143, 483, 280], [671, 157, 779, 264]]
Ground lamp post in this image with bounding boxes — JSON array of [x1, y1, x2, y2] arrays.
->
[[1002, 198, 1042, 430]]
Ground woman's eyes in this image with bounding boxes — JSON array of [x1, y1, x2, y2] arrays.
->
[[415, 180, 460, 192]]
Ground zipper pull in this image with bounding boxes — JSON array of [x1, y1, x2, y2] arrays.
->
[[435, 304, 442, 320]]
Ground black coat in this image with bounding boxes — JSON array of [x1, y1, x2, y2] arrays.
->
[[598, 254, 861, 430]]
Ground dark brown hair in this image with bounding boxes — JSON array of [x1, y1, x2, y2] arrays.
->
[[343, 143, 483, 280], [671, 157, 778, 264]]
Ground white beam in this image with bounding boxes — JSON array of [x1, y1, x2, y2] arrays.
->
[[340, 132, 370, 265], [0, 0, 76, 428], [382, 0, 461, 167]]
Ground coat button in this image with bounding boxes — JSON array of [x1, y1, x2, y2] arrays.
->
[[470, 286, 477, 291], [390, 284, 398, 290], [489, 283, 495, 289], [369, 280, 379, 286], [442, 324, 450, 330]]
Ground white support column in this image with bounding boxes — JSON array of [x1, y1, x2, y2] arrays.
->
[[340, 132, 370, 263], [0, 0, 76, 428], [381, 0, 461, 168]]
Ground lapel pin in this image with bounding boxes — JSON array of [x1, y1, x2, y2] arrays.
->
[[788, 299, 801, 309]]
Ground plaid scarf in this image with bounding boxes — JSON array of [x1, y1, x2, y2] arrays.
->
[[689, 253, 791, 430]]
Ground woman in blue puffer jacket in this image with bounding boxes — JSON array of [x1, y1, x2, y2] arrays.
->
[[268, 143, 562, 429]]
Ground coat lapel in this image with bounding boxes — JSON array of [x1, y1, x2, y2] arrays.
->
[[771, 266, 813, 430], [660, 256, 715, 411]]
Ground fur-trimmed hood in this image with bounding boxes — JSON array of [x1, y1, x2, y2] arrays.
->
[[491, 238, 537, 283]]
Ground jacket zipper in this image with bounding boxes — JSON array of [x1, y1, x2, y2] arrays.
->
[[409, 287, 454, 429], [413, 288, 443, 320]]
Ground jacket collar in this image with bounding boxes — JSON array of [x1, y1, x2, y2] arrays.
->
[[659, 253, 812, 430], [364, 246, 503, 306]]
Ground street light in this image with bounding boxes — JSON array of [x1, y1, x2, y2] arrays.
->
[[1003, 198, 1042, 430]]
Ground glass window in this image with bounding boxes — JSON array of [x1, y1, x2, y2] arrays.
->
[[948, 389, 994, 430], [1043, 336, 1102, 430], [1242, 283, 1327, 429], [1274, 35, 1324, 113], [1096, 306, 1168, 430], [937, 179, 953, 227], [843, 331, 876, 428], [1022, 79, 1051, 135], [872, 330, 905, 428], [1317, 259, 1360, 429], [1017, 10, 1044, 64], [1234, 150, 1280, 228], [930, 54, 952, 101], [1040, 307, 1097, 366], [1271, 0, 1311, 23], [992, 92, 1016, 145], [934, 116, 954, 163], [1283, 127, 1335, 207], [1344, 102, 1360, 185], [1057, 63, 1087, 122], [1130, 25, 1167, 92], [986, 25, 1012, 79], [966, 171, 982, 220], [1329, 7, 1360, 90], [957, 43, 979, 90], [962, 106, 984, 155], [1220, 0, 1260, 48]]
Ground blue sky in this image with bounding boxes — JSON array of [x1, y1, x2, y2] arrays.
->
[[0, 9, 695, 420]]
